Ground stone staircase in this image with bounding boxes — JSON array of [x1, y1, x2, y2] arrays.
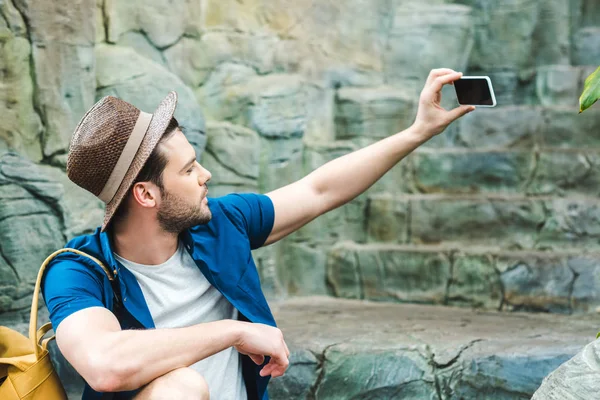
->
[[2, 0, 600, 398], [231, 102, 600, 398]]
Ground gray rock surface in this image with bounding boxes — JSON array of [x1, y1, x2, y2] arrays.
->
[[412, 149, 533, 194], [164, 32, 280, 88], [0, 152, 66, 313], [279, 242, 329, 296], [116, 31, 166, 67], [95, 44, 207, 155], [528, 150, 600, 196], [539, 198, 600, 250], [536, 65, 582, 107], [498, 254, 575, 314], [202, 121, 260, 197], [366, 194, 410, 243], [540, 106, 600, 148], [383, 4, 473, 88], [104, 0, 202, 48], [455, 106, 542, 149], [335, 86, 416, 140], [326, 242, 600, 314], [572, 27, 600, 66], [0, 0, 43, 162], [532, 338, 600, 400], [15, 0, 96, 159], [460, 0, 538, 72], [411, 195, 545, 249], [269, 296, 598, 400], [448, 253, 502, 309], [38, 164, 104, 237], [0, 1, 600, 397]]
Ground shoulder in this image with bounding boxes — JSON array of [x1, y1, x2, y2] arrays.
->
[[204, 193, 274, 249], [209, 193, 273, 228], [210, 193, 273, 211], [41, 237, 111, 329], [42, 252, 106, 299], [42, 231, 110, 299]]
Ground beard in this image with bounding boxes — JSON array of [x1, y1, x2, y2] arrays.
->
[[157, 188, 212, 234]]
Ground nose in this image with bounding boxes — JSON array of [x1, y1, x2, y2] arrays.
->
[[197, 162, 211, 185]]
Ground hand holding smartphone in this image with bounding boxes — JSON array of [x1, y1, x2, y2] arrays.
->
[[454, 76, 497, 107]]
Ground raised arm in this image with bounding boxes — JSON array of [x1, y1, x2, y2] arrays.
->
[[56, 308, 289, 392], [264, 69, 475, 245]]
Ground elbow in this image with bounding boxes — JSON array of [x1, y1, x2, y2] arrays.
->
[[84, 350, 138, 392], [88, 373, 121, 394]]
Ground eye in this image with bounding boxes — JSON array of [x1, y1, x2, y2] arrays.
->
[[186, 165, 195, 174]]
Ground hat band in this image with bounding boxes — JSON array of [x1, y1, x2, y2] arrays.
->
[[98, 111, 153, 204]]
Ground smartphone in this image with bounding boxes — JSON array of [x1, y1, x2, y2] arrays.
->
[[454, 76, 496, 107]]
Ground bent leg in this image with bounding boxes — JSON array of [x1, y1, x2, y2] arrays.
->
[[133, 367, 210, 400]]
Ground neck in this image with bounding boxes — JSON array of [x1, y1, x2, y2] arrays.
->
[[111, 215, 179, 265]]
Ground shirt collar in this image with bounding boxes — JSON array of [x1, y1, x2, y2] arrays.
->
[[98, 227, 120, 274]]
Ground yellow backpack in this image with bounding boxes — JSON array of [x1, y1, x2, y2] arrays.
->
[[0, 248, 115, 399]]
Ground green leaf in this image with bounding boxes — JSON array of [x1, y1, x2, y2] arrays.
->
[[580, 66, 600, 113]]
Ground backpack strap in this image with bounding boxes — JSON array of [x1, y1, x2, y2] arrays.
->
[[30, 248, 129, 359]]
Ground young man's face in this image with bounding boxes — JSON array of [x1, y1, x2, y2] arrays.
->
[[155, 129, 212, 233]]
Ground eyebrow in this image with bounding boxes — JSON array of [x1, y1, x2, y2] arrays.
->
[[179, 156, 196, 173]]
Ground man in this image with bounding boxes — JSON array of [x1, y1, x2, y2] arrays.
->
[[42, 69, 475, 400]]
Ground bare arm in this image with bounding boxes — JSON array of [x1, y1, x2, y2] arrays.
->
[[265, 69, 475, 245], [57, 307, 289, 393]]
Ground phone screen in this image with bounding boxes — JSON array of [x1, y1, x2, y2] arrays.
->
[[454, 78, 494, 106]]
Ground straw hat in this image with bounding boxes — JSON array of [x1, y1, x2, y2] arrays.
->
[[66, 91, 178, 231]]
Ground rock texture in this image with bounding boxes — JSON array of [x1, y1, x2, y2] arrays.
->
[[0, 2, 597, 315], [14, 0, 96, 160], [268, 297, 598, 400], [532, 338, 600, 400], [95, 44, 207, 155], [0, 152, 67, 313], [0, 0, 599, 397], [48, 296, 600, 399], [0, 0, 43, 162]]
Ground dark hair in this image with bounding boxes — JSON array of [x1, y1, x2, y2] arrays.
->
[[111, 117, 179, 222]]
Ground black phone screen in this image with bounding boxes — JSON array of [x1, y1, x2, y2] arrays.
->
[[454, 78, 494, 106]]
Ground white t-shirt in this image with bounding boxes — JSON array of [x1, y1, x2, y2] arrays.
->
[[114, 242, 247, 400]]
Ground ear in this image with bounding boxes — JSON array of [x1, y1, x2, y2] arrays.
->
[[131, 181, 160, 209]]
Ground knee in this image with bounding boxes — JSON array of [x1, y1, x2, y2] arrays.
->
[[167, 368, 209, 399], [135, 367, 210, 400]]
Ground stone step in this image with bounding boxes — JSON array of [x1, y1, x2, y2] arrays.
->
[[269, 296, 598, 400], [409, 147, 600, 197], [444, 105, 600, 150], [325, 242, 600, 314], [366, 193, 600, 252], [284, 191, 600, 254]]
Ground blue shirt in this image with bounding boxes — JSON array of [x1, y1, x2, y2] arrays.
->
[[42, 193, 276, 400]]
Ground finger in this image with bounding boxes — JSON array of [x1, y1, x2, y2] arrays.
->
[[268, 360, 289, 378], [426, 68, 459, 85], [283, 340, 290, 357], [249, 353, 265, 365], [271, 366, 287, 378], [448, 105, 475, 121], [260, 359, 279, 377], [260, 364, 274, 377], [431, 72, 462, 93], [260, 353, 289, 377]]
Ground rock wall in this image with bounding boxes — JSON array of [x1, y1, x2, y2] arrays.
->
[[1, 0, 600, 329]]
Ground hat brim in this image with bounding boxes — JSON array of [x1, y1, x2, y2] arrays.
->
[[101, 91, 178, 232]]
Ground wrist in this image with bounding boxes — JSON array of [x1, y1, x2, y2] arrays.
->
[[403, 123, 433, 145], [226, 319, 248, 347]]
